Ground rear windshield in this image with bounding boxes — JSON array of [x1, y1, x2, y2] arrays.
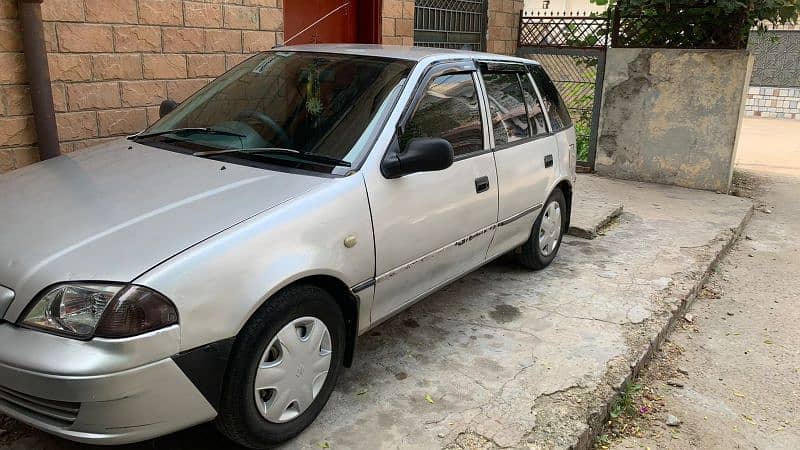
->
[[140, 52, 413, 174], [529, 65, 573, 132]]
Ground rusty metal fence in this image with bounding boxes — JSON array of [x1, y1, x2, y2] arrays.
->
[[517, 13, 608, 170], [518, 13, 609, 49]]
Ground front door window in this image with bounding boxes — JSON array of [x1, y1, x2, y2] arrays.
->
[[401, 73, 484, 157]]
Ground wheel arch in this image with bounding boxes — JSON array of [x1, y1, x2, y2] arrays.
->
[[552, 178, 573, 231], [240, 273, 361, 369], [289, 274, 360, 368]]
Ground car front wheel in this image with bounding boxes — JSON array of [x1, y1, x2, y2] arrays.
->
[[518, 189, 567, 270], [216, 284, 345, 449]]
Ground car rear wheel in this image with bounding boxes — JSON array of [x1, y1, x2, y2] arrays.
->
[[216, 284, 345, 449], [518, 189, 566, 270]]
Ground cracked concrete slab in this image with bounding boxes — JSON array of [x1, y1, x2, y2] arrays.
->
[[0, 175, 753, 450], [287, 175, 752, 450], [567, 179, 624, 239]]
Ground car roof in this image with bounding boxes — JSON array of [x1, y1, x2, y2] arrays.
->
[[275, 44, 540, 65]]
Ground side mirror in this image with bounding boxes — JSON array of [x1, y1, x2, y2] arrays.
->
[[382, 137, 454, 179], [159, 99, 178, 118]]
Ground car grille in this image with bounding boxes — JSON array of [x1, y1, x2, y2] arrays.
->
[[0, 385, 80, 426]]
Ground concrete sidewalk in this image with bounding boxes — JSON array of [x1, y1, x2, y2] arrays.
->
[[0, 175, 753, 450], [302, 176, 751, 450], [605, 117, 800, 449], [298, 175, 752, 450]]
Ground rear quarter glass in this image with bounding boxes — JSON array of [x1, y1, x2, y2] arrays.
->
[[529, 65, 573, 131]]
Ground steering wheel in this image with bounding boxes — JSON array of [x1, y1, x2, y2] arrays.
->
[[235, 110, 292, 148]]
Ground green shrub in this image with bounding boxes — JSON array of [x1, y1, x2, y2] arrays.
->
[[592, 0, 800, 49]]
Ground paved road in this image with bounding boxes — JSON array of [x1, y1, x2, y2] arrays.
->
[[607, 117, 800, 449]]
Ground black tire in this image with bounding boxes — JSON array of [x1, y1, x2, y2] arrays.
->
[[216, 284, 345, 449], [518, 189, 567, 270]]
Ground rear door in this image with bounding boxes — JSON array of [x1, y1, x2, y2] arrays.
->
[[365, 60, 498, 323], [480, 62, 560, 258], [529, 64, 577, 177]]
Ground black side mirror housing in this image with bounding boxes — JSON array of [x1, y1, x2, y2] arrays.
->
[[159, 99, 178, 118], [381, 136, 454, 179]]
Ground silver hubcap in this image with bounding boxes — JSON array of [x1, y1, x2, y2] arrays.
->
[[538, 200, 562, 256], [254, 317, 332, 423]]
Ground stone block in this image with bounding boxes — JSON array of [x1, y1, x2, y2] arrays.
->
[[114, 25, 162, 52], [66, 82, 122, 110], [224, 5, 259, 29], [97, 108, 148, 136], [41, 0, 84, 21], [184, 2, 223, 28], [48, 54, 93, 81], [121, 80, 167, 107], [85, 0, 137, 24], [142, 54, 187, 79], [57, 23, 113, 52], [92, 54, 143, 80], [163, 28, 206, 53], [138, 0, 183, 26], [56, 111, 98, 141], [259, 7, 282, 31]]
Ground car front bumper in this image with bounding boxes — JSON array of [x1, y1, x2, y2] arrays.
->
[[0, 323, 217, 445]]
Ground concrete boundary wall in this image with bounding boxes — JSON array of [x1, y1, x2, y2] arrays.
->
[[595, 48, 753, 192]]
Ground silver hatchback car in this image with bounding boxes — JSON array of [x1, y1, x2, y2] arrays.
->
[[0, 45, 575, 448]]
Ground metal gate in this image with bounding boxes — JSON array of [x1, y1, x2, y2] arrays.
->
[[413, 0, 487, 51], [517, 14, 608, 171]]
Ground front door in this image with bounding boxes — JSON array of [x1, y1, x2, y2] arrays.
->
[[283, 0, 358, 45], [365, 63, 498, 323]]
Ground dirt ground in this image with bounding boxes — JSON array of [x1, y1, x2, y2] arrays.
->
[[601, 117, 800, 450]]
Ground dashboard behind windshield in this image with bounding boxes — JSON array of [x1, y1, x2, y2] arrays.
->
[[142, 51, 414, 174]]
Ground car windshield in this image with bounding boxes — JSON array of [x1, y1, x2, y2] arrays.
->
[[139, 51, 414, 174]]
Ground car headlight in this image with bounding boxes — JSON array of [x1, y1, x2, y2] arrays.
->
[[21, 283, 178, 339]]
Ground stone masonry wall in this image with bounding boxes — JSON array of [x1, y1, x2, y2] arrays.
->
[[0, 0, 284, 173], [382, 0, 414, 46], [745, 87, 800, 120], [0, 0, 36, 171], [487, 0, 523, 55]]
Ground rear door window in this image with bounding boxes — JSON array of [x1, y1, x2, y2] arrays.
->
[[482, 72, 530, 146], [519, 74, 549, 136], [529, 65, 572, 132]]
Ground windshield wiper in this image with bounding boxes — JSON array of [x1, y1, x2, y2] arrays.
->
[[130, 127, 246, 141], [193, 147, 352, 167]]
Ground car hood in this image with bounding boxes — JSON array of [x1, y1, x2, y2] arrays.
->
[[0, 141, 328, 319]]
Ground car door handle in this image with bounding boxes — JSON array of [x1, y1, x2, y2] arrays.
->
[[475, 176, 490, 194], [544, 154, 554, 168]]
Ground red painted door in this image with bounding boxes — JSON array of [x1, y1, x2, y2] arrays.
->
[[284, 0, 359, 45]]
